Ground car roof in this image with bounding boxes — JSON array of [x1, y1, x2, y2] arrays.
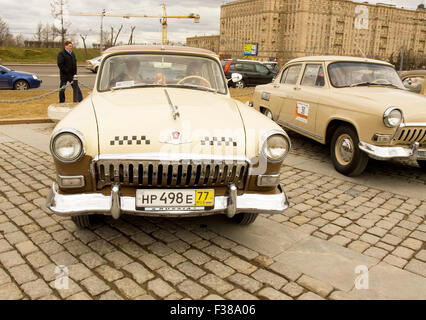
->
[[400, 70, 426, 76], [287, 56, 394, 67], [103, 45, 218, 58]]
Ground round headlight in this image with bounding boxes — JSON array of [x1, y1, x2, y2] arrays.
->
[[383, 107, 402, 128], [51, 131, 83, 162], [262, 133, 290, 162]]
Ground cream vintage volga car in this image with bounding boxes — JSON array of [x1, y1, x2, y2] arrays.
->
[[253, 56, 426, 176], [46, 45, 290, 228]]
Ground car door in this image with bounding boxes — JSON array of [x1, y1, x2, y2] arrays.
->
[[240, 62, 258, 86], [255, 63, 274, 85], [0, 66, 11, 89], [271, 64, 303, 125], [286, 63, 326, 137]]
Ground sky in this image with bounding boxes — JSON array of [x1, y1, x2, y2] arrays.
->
[[2, 0, 424, 47]]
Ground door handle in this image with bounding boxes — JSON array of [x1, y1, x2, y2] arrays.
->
[[273, 84, 280, 88], [293, 87, 301, 91]]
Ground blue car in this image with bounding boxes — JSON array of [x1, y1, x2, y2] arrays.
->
[[0, 65, 42, 90]]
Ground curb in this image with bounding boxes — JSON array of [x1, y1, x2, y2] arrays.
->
[[0, 118, 54, 125]]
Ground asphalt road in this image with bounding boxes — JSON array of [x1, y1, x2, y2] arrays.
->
[[3, 64, 96, 90]]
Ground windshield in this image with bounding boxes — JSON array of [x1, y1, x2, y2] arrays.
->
[[98, 54, 227, 94], [328, 62, 405, 89]]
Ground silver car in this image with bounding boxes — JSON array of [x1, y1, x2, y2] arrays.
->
[[86, 56, 101, 73]]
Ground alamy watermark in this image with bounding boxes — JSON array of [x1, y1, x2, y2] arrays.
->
[[354, 265, 369, 290], [54, 265, 69, 290]]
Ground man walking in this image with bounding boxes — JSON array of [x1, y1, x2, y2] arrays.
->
[[57, 41, 82, 103]]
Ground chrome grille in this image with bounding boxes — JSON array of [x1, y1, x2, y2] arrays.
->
[[92, 159, 249, 189], [394, 127, 426, 145]]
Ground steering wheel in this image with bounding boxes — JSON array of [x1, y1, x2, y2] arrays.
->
[[371, 78, 391, 85], [177, 75, 211, 88]]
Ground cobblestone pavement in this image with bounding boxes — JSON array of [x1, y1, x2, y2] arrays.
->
[[0, 130, 425, 300]]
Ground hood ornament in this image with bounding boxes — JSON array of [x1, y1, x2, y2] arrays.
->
[[160, 130, 192, 145], [164, 89, 180, 120]]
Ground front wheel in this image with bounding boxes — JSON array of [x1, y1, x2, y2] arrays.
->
[[418, 160, 426, 170], [232, 212, 258, 225], [330, 125, 368, 176], [71, 215, 94, 228], [235, 80, 245, 89], [14, 80, 29, 90]]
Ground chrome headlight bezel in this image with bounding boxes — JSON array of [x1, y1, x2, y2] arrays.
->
[[383, 107, 403, 128], [260, 130, 291, 163], [50, 128, 85, 163]]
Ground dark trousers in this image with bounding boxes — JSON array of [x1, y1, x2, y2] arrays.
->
[[59, 78, 83, 103]]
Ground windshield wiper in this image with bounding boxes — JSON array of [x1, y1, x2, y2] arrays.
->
[[350, 82, 401, 89], [110, 83, 159, 91]]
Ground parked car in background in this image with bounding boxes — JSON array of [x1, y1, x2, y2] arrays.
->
[[47, 45, 290, 228], [223, 59, 277, 88], [400, 70, 426, 95], [261, 61, 279, 74], [253, 56, 426, 176], [0, 65, 42, 90], [86, 56, 102, 73]]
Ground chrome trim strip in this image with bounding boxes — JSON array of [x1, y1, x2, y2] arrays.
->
[[359, 141, 426, 161], [93, 153, 251, 163], [277, 120, 323, 141], [47, 183, 289, 217]]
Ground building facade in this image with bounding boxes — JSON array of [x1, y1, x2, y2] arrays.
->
[[186, 35, 220, 54], [219, 0, 426, 66]]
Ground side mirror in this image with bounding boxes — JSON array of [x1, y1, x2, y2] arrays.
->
[[230, 73, 242, 83]]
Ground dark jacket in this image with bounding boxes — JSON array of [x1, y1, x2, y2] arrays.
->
[[57, 49, 77, 81]]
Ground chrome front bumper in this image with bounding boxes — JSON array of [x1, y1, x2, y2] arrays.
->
[[46, 183, 289, 219], [359, 141, 426, 161]]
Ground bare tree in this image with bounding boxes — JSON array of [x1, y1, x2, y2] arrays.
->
[[34, 22, 43, 46], [80, 33, 88, 59], [128, 26, 136, 45], [15, 33, 25, 47], [51, 0, 70, 46], [42, 24, 51, 47], [110, 25, 123, 47], [0, 17, 11, 46]]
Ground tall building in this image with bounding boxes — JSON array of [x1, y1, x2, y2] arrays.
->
[[219, 0, 426, 65], [186, 35, 220, 54]]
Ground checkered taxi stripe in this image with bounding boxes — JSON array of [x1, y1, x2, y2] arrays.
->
[[110, 136, 151, 146], [201, 137, 237, 147]]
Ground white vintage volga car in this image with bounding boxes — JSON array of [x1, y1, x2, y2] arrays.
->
[[253, 56, 426, 176], [46, 45, 290, 228]]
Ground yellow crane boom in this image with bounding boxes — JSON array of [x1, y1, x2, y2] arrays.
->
[[70, 3, 200, 51]]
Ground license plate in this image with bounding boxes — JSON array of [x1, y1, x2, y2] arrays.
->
[[136, 189, 214, 210]]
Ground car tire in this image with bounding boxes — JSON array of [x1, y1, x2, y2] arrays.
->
[[232, 212, 258, 225], [417, 160, 426, 170], [235, 80, 245, 89], [330, 125, 368, 176], [94, 67, 98, 73], [14, 80, 29, 90], [71, 215, 93, 228]]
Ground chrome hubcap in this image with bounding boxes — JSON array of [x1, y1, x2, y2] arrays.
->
[[336, 134, 354, 165], [265, 110, 272, 119], [16, 82, 27, 90]]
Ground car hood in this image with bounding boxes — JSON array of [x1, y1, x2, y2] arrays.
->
[[330, 87, 426, 122], [10, 70, 34, 77], [91, 87, 246, 157]]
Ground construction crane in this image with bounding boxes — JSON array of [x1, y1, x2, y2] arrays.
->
[[69, 4, 200, 53]]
